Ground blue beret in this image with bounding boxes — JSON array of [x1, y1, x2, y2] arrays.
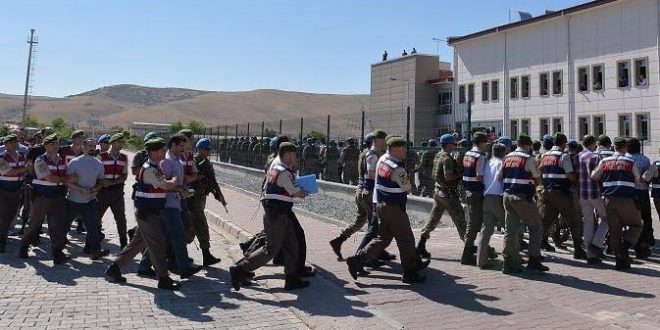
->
[[196, 138, 212, 149], [97, 134, 111, 144], [440, 134, 455, 144], [144, 131, 158, 142], [497, 136, 513, 147]]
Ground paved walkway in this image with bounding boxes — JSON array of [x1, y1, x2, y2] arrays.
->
[[1, 153, 659, 329]]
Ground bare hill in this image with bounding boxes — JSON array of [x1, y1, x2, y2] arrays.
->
[[0, 84, 369, 128]]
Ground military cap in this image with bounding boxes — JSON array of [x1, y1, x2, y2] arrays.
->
[[613, 136, 627, 147], [429, 140, 437, 147], [109, 133, 125, 143], [196, 138, 212, 149], [386, 135, 407, 147], [440, 134, 455, 145], [40, 127, 54, 136], [71, 130, 85, 139], [97, 134, 111, 144], [497, 136, 513, 148], [43, 133, 59, 144], [542, 134, 555, 144], [554, 132, 567, 145], [567, 139, 578, 149], [144, 131, 158, 142], [279, 142, 297, 153], [178, 129, 194, 138], [598, 134, 612, 145], [517, 133, 532, 146], [145, 137, 166, 151], [269, 137, 279, 150], [473, 131, 488, 144], [372, 130, 387, 139], [3, 134, 17, 143], [364, 133, 375, 143]]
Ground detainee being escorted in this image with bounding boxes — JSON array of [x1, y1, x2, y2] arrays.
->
[[476, 143, 506, 269], [498, 134, 548, 274], [346, 136, 429, 284], [230, 142, 311, 291]]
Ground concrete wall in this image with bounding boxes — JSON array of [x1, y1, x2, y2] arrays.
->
[[453, 0, 660, 158]]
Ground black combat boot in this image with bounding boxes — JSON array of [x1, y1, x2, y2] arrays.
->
[[346, 256, 370, 280], [573, 246, 587, 260], [502, 257, 522, 275], [157, 276, 181, 290], [526, 256, 549, 272], [76, 218, 85, 233], [487, 246, 498, 259], [329, 234, 347, 261], [18, 243, 29, 258], [615, 241, 633, 271], [284, 276, 310, 290], [202, 249, 221, 266], [179, 263, 204, 279], [105, 263, 127, 283], [402, 271, 426, 284], [52, 250, 68, 265], [229, 265, 246, 291], [416, 237, 431, 259], [541, 237, 555, 252], [378, 250, 396, 261], [460, 245, 477, 265], [415, 257, 431, 271]]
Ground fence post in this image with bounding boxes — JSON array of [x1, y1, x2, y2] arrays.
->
[[361, 110, 365, 147], [215, 126, 220, 162], [247, 122, 250, 138], [299, 117, 304, 143], [235, 124, 238, 139], [326, 115, 331, 143], [279, 119, 283, 135]]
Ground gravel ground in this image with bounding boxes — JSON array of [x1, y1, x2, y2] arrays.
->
[[213, 163, 431, 228]]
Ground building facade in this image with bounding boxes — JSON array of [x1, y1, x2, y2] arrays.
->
[[450, 0, 659, 158], [370, 54, 453, 143]]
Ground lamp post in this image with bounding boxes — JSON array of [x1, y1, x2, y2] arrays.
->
[[390, 77, 411, 142]]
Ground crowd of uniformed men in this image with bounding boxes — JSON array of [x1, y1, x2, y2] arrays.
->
[[0, 127, 226, 290], [0, 124, 657, 291]]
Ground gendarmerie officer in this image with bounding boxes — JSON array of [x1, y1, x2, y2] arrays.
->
[[105, 137, 181, 290], [0, 134, 31, 253], [460, 132, 488, 265], [346, 136, 428, 284], [97, 133, 129, 248], [230, 142, 310, 291], [498, 134, 548, 274], [591, 137, 643, 271]]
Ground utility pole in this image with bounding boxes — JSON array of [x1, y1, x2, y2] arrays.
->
[[22, 29, 38, 127]]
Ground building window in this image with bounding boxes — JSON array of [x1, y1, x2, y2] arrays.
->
[[617, 61, 630, 88], [578, 67, 589, 92], [540, 118, 549, 138], [481, 81, 489, 102], [468, 84, 475, 103], [510, 77, 519, 99], [552, 71, 562, 95], [552, 118, 563, 133], [521, 119, 530, 135], [592, 64, 604, 91], [491, 80, 499, 101], [636, 113, 650, 140], [521, 75, 530, 98], [593, 115, 605, 136], [618, 114, 632, 137], [578, 116, 589, 138], [540, 72, 549, 96], [459, 85, 466, 104], [635, 58, 648, 87], [510, 120, 519, 140]]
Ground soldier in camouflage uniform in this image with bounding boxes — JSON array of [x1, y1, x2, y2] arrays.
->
[[249, 136, 259, 167], [218, 138, 229, 162], [131, 132, 158, 178], [405, 142, 419, 195], [418, 139, 438, 197], [228, 138, 237, 164], [322, 140, 341, 182], [189, 138, 225, 266], [340, 137, 360, 185], [417, 134, 466, 258], [301, 138, 319, 176]]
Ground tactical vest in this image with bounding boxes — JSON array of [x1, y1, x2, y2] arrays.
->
[[375, 155, 407, 208], [358, 148, 378, 190], [263, 160, 296, 209], [600, 155, 636, 197], [651, 161, 660, 199], [179, 152, 196, 176], [133, 162, 167, 210], [0, 152, 26, 191], [502, 151, 535, 198], [100, 151, 128, 183], [32, 155, 67, 197], [541, 150, 570, 192], [60, 145, 82, 164], [462, 149, 485, 193]]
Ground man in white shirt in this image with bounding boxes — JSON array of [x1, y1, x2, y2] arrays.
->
[[477, 143, 506, 269]]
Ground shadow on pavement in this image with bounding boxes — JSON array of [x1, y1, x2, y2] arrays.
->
[[516, 270, 656, 298], [355, 266, 513, 316]]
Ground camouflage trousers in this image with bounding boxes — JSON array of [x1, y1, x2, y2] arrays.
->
[[420, 188, 466, 240], [339, 189, 373, 239]]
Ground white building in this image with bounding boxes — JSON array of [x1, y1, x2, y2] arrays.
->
[[449, 0, 659, 158]]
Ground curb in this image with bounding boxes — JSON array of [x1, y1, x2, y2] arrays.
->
[[205, 209, 252, 242]]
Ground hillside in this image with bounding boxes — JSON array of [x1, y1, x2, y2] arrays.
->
[[0, 84, 370, 128]]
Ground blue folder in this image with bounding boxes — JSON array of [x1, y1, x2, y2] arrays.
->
[[296, 174, 318, 194]]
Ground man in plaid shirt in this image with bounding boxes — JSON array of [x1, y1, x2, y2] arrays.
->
[[576, 135, 608, 265]]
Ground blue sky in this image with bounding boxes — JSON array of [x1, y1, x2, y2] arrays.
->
[[1, 0, 586, 97]]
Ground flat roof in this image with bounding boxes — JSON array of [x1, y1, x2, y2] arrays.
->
[[447, 0, 619, 45], [371, 53, 441, 68]]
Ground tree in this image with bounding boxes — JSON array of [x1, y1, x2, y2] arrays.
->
[[168, 121, 184, 134], [0, 124, 10, 137], [51, 117, 73, 139], [25, 115, 43, 128], [306, 131, 326, 142], [187, 120, 205, 134]]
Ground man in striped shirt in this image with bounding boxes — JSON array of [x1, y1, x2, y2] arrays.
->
[[576, 135, 608, 265]]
